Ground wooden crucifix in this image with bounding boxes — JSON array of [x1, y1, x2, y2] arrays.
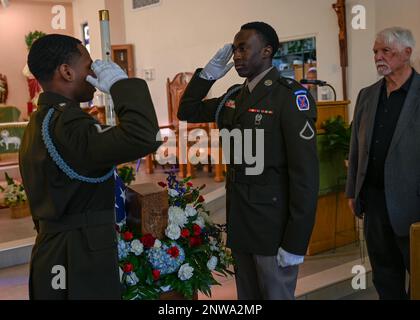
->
[[332, 0, 349, 100]]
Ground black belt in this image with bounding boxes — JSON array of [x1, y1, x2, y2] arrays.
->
[[38, 209, 115, 234], [227, 167, 288, 185]]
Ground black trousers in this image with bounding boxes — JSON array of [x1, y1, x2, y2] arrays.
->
[[361, 186, 410, 300]]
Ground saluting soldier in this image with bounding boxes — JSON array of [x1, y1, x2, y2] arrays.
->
[[178, 22, 319, 300], [19, 34, 161, 300]]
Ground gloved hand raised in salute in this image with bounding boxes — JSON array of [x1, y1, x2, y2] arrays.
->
[[86, 60, 128, 94], [200, 44, 234, 81]]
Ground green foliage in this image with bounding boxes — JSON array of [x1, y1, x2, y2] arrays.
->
[[117, 165, 136, 186], [25, 31, 47, 50], [321, 116, 352, 159]]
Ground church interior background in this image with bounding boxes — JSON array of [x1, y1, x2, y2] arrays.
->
[[1, 0, 420, 300]]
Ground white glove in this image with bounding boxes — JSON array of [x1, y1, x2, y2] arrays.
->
[[200, 44, 234, 81], [86, 60, 128, 94], [276, 247, 304, 268]]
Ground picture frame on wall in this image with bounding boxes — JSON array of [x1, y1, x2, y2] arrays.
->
[[132, 0, 161, 11]]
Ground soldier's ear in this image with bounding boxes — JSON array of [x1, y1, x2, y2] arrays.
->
[[58, 64, 75, 82], [262, 45, 273, 59]]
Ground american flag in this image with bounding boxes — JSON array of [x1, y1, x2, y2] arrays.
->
[[114, 171, 127, 224]]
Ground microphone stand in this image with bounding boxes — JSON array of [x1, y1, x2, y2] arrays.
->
[[321, 83, 337, 101]]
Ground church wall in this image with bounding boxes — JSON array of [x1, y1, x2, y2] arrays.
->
[[122, 0, 344, 126], [0, 0, 73, 118]]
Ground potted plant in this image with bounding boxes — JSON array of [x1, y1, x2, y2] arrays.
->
[[0, 173, 30, 219], [321, 116, 352, 167], [117, 165, 136, 186]]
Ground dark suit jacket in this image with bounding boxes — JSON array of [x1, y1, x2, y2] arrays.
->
[[178, 68, 319, 255], [346, 71, 420, 236]]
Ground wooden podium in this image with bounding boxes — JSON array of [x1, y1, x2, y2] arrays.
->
[[306, 100, 358, 255]]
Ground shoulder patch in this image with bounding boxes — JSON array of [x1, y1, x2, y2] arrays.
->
[[295, 92, 310, 111]]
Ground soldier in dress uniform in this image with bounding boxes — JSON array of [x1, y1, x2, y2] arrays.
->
[[19, 34, 161, 300], [178, 22, 319, 300]]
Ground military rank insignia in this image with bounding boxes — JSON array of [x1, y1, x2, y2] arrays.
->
[[225, 100, 236, 109], [294, 90, 310, 111]]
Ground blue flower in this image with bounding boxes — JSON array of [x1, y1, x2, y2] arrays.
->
[[118, 240, 130, 260], [147, 242, 185, 275]]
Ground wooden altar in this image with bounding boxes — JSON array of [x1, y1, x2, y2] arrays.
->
[[307, 100, 357, 255]]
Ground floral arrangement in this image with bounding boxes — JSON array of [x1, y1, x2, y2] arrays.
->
[[0, 173, 27, 207], [117, 170, 234, 300]]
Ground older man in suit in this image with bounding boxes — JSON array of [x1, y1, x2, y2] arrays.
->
[[346, 27, 420, 300]]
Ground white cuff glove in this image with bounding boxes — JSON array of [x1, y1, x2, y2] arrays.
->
[[276, 247, 304, 268], [200, 44, 234, 81], [86, 60, 128, 94]]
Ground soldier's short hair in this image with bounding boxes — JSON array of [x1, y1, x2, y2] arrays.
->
[[28, 34, 82, 83], [241, 22, 280, 58]]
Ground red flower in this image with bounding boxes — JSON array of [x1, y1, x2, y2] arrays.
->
[[152, 269, 161, 281], [181, 228, 190, 238], [123, 263, 133, 273], [158, 182, 167, 188], [140, 234, 156, 248], [187, 182, 193, 187], [198, 195, 205, 203], [193, 224, 202, 236], [122, 231, 134, 241], [189, 236, 202, 247], [166, 246, 180, 258]]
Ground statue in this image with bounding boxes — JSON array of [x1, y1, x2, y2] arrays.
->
[[0, 74, 7, 104], [23, 31, 47, 113], [22, 64, 42, 111]]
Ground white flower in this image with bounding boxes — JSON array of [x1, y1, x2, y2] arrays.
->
[[185, 204, 197, 217], [165, 224, 181, 240], [193, 215, 206, 228], [168, 206, 188, 227], [168, 189, 179, 197], [160, 285, 172, 292], [207, 256, 218, 271], [153, 239, 162, 248], [125, 272, 139, 286], [198, 211, 213, 225], [178, 263, 194, 281], [209, 239, 219, 252], [130, 239, 144, 256]]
